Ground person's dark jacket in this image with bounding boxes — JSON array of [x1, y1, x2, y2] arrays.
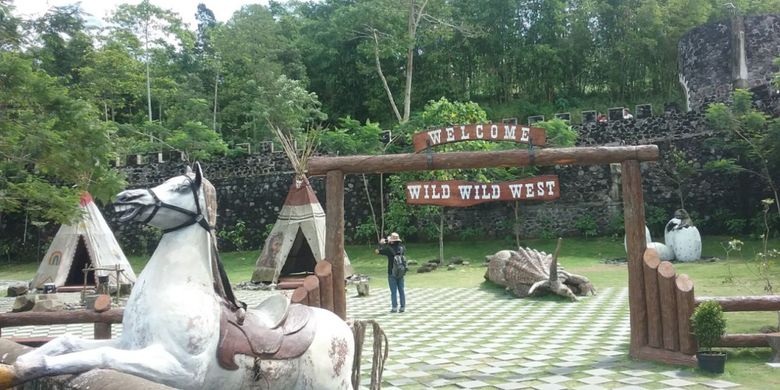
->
[[377, 243, 405, 275]]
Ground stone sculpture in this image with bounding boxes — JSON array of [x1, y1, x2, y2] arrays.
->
[[485, 239, 595, 301], [664, 209, 702, 262]]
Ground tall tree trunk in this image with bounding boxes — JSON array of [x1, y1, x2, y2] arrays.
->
[[403, 0, 416, 123], [145, 24, 152, 123], [213, 70, 219, 132]]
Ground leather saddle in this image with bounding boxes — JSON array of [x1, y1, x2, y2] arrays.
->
[[217, 295, 316, 370]]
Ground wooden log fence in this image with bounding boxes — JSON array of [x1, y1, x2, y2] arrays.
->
[[637, 248, 697, 366], [694, 295, 780, 349], [638, 247, 780, 366]]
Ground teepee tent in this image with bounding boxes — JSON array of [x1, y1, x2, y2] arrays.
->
[[252, 128, 353, 284], [32, 193, 137, 290]]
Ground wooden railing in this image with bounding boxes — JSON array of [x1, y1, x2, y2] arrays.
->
[[695, 295, 780, 348], [0, 309, 124, 345]]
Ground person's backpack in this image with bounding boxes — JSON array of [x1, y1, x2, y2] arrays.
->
[[391, 248, 407, 278]]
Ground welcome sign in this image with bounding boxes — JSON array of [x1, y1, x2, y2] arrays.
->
[[405, 175, 560, 207], [412, 123, 547, 152]]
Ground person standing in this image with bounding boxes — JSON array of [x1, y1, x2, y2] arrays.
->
[[376, 232, 406, 313]]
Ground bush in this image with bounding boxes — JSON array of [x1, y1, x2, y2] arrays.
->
[[691, 300, 726, 352]]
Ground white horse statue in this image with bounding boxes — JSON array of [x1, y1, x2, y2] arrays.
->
[[0, 163, 361, 389]]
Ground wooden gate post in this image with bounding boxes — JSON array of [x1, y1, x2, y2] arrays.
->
[[622, 160, 648, 356], [325, 170, 347, 320]]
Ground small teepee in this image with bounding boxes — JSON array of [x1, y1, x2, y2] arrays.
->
[[32, 193, 137, 290], [252, 129, 353, 284]]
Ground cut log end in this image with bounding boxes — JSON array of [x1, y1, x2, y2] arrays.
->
[[291, 287, 309, 305], [658, 261, 676, 278], [93, 295, 112, 313], [643, 248, 661, 269], [314, 260, 332, 276], [675, 274, 694, 293]]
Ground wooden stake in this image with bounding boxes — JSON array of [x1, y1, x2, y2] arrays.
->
[[658, 261, 679, 351], [675, 274, 697, 355], [303, 275, 321, 308], [315, 260, 334, 312], [643, 248, 662, 348]]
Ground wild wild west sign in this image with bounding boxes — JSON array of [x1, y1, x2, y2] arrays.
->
[[407, 122, 559, 207], [406, 176, 560, 207]]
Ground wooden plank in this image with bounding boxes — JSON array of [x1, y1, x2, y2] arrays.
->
[[94, 322, 111, 339], [622, 160, 648, 356], [412, 123, 546, 152], [675, 274, 697, 355], [695, 296, 780, 312], [405, 176, 559, 207], [308, 145, 660, 176], [0, 309, 123, 327], [636, 346, 697, 367], [303, 275, 321, 308], [325, 170, 347, 320], [315, 261, 334, 312], [658, 261, 680, 351], [643, 248, 663, 348]]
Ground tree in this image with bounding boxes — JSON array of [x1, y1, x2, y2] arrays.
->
[[0, 0, 21, 51], [0, 53, 125, 225], [30, 5, 94, 86], [109, 0, 190, 122], [705, 89, 780, 220]]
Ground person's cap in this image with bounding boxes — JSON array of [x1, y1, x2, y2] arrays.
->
[[387, 232, 402, 242]]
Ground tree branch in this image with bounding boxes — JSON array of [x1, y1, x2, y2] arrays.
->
[[371, 29, 402, 123]]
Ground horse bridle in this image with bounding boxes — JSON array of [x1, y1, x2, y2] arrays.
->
[[143, 176, 211, 234]]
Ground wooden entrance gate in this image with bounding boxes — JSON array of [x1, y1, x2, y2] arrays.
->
[[307, 145, 664, 362]]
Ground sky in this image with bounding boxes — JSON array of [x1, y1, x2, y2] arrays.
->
[[13, 0, 270, 28]]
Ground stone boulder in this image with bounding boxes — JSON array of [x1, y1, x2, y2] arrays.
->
[[12, 295, 35, 312]]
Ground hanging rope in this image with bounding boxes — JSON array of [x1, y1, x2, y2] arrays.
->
[[350, 319, 388, 390]]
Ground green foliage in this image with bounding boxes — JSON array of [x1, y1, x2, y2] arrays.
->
[[535, 118, 578, 147], [574, 214, 598, 238], [218, 220, 247, 251], [705, 89, 780, 221], [165, 121, 228, 161], [0, 52, 125, 224], [691, 300, 726, 352], [318, 116, 383, 155]]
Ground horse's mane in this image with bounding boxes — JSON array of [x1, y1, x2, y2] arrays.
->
[[201, 177, 218, 243], [199, 175, 243, 309]]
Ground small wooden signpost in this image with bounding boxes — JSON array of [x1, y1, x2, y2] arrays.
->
[[412, 123, 546, 152], [405, 176, 560, 207]]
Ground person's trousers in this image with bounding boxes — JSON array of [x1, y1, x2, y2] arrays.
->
[[388, 275, 405, 309]]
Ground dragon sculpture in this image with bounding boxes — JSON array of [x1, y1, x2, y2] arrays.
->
[[485, 239, 595, 301]]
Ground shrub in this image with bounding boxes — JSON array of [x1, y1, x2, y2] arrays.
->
[[691, 300, 726, 352]]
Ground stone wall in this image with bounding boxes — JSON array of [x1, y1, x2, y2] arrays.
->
[[679, 15, 780, 111], [101, 106, 775, 254]]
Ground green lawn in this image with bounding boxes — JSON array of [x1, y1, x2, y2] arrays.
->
[[5, 235, 777, 334]]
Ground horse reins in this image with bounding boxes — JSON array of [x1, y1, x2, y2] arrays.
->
[[143, 177, 212, 234]]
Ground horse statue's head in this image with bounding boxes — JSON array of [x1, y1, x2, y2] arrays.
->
[[114, 162, 216, 233]]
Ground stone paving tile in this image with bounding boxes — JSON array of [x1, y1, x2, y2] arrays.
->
[[0, 287, 753, 389]]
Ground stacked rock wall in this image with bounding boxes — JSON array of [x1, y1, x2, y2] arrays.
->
[[679, 15, 780, 111]]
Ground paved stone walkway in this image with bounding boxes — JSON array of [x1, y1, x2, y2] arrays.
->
[[1, 287, 744, 389]]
